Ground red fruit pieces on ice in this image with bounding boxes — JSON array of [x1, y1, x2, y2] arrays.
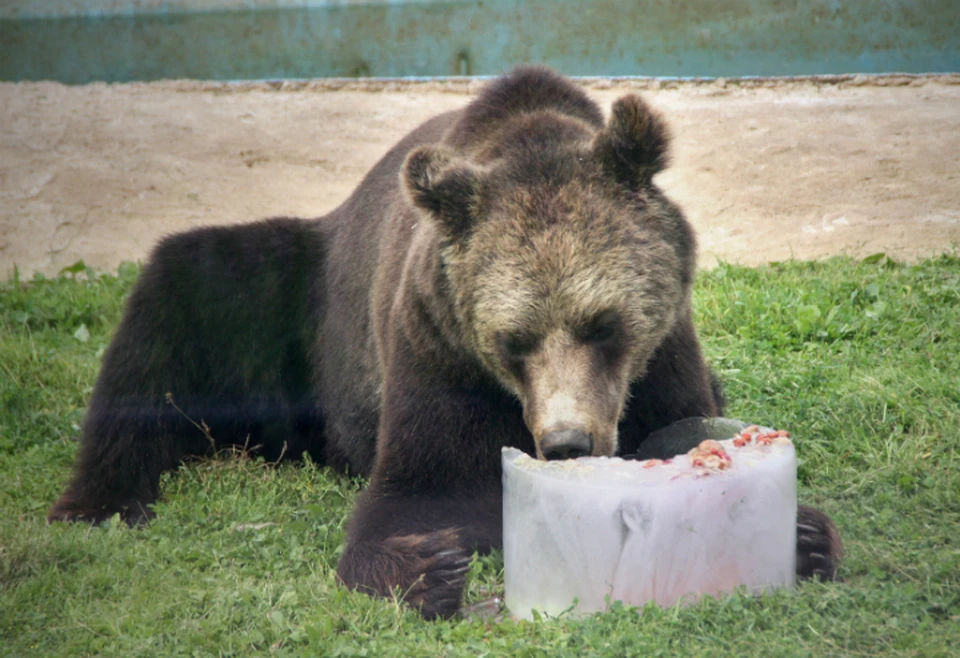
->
[[732, 427, 791, 447], [687, 439, 732, 470]]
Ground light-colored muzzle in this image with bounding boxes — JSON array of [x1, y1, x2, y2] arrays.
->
[[520, 331, 627, 460]]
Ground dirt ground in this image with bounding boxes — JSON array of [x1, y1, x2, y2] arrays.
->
[[2, 75, 959, 280]]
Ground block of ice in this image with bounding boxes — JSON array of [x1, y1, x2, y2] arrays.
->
[[502, 429, 797, 620]]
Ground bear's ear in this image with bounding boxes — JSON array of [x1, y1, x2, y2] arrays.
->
[[402, 145, 483, 240], [592, 94, 671, 189]]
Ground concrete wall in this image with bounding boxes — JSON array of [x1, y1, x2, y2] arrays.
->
[[0, 1, 387, 20], [2, 0, 958, 82]]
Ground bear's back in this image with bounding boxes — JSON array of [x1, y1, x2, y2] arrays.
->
[[444, 66, 604, 155]]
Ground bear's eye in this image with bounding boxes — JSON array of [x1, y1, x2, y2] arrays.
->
[[578, 310, 621, 345], [497, 331, 538, 360]]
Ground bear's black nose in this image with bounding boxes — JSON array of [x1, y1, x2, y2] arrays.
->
[[541, 430, 594, 461]]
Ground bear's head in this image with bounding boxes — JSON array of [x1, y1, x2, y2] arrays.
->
[[402, 95, 695, 460]]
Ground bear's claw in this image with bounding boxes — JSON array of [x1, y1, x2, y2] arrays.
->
[[47, 497, 154, 527], [796, 505, 843, 582], [401, 532, 473, 620], [338, 528, 474, 620]]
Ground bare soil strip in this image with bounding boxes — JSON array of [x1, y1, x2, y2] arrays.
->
[[2, 75, 958, 278]]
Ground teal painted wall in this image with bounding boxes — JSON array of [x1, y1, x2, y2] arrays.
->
[[1, 0, 958, 82]]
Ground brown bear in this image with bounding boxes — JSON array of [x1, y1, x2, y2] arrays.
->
[[48, 66, 842, 619]]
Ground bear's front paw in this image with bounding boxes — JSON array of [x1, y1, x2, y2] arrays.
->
[[796, 505, 843, 582], [337, 528, 473, 620], [384, 529, 473, 620], [47, 496, 154, 527]]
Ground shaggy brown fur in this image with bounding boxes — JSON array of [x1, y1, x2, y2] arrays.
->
[[49, 67, 841, 618]]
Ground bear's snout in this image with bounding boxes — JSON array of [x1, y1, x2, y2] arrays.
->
[[540, 429, 594, 461]]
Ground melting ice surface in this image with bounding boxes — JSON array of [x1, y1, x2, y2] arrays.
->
[[502, 434, 797, 620]]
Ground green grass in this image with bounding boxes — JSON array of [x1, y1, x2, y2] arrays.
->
[[2, 255, 959, 657]]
